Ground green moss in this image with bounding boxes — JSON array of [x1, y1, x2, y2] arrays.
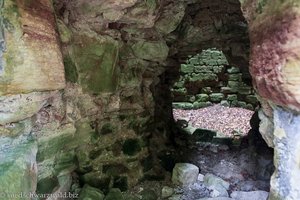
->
[[57, 20, 72, 43], [63, 55, 78, 83], [54, 151, 76, 175], [122, 139, 142, 156], [70, 34, 119, 94]]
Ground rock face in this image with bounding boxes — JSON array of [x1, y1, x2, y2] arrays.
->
[[241, 0, 300, 111], [172, 163, 199, 186], [0, 0, 65, 95], [239, 0, 300, 199], [0, 136, 37, 199]]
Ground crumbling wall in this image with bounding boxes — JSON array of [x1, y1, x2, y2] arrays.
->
[[172, 49, 257, 110]]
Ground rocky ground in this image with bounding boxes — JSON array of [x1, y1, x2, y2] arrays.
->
[[122, 142, 273, 200], [173, 104, 254, 137]]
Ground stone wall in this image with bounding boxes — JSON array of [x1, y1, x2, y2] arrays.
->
[[171, 48, 258, 110], [0, 0, 252, 198]]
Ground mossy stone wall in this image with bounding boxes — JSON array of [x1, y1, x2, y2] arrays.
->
[[171, 49, 258, 110]]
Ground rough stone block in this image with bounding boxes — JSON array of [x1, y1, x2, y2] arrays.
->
[[210, 93, 224, 102], [172, 163, 199, 186], [189, 73, 218, 82], [194, 66, 214, 73], [221, 87, 235, 94], [246, 95, 258, 104], [238, 86, 252, 95], [228, 73, 242, 81], [201, 87, 213, 94], [172, 88, 187, 96], [227, 67, 240, 74], [227, 81, 240, 92], [213, 66, 225, 74], [173, 102, 194, 110], [237, 101, 247, 108], [196, 94, 209, 102], [204, 174, 230, 198], [180, 64, 194, 73], [220, 100, 230, 107], [203, 173, 230, 190], [227, 94, 238, 101]]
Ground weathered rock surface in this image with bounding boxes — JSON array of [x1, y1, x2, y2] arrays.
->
[[1, 0, 65, 95], [162, 186, 174, 199], [172, 163, 199, 186], [241, 0, 300, 111], [0, 91, 58, 125], [0, 136, 37, 199], [204, 174, 230, 198]]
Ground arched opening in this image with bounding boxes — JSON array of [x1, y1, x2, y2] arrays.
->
[[148, 1, 274, 199]]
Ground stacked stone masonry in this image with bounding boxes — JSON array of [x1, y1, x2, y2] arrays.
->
[[172, 49, 258, 110]]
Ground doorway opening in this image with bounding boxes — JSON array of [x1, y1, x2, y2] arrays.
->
[[167, 48, 274, 199], [172, 48, 258, 139]]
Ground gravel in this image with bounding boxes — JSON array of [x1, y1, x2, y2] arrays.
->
[[173, 104, 254, 137]]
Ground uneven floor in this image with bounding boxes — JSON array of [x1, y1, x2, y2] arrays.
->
[[126, 141, 273, 200], [173, 104, 254, 136]]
